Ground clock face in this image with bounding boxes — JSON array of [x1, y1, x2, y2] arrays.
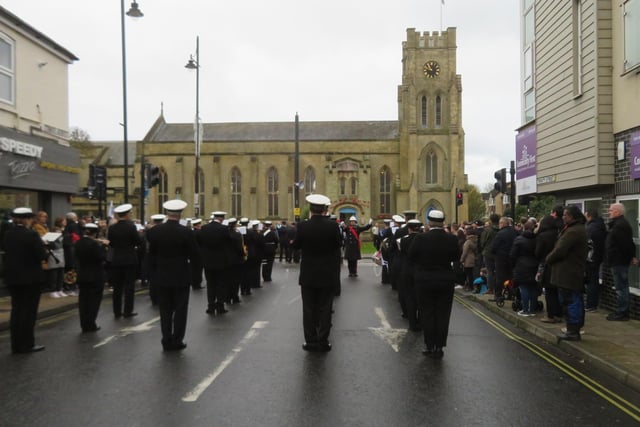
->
[[423, 61, 440, 78]]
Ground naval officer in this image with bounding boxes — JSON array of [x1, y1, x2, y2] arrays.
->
[[146, 200, 200, 351], [291, 194, 342, 352]]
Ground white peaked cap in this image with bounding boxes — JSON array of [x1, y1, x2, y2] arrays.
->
[[163, 199, 188, 212]]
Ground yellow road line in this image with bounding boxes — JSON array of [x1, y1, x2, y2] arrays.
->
[[455, 295, 640, 423]]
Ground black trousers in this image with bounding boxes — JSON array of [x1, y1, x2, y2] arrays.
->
[[262, 256, 275, 281], [247, 259, 261, 288], [110, 265, 137, 316], [346, 259, 358, 275], [205, 268, 227, 310], [301, 286, 334, 345], [157, 286, 190, 347], [227, 264, 242, 301], [9, 283, 42, 353], [78, 281, 104, 331], [416, 280, 455, 349]]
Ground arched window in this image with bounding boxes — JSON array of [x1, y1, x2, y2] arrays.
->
[[379, 167, 391, 215], [426, 151, 437, 184], [267, 167, 278, 217], [157, 168, 169, 213], [231, 167, 242, 217], [303, 167, 316, 195], [435, 96, 442, 128], [196, 167, 205, 216], [339, 177, 347, 195], [421, 96, 428, 128], [350, 177, 358, 195]]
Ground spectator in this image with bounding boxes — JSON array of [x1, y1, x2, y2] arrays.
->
[[343, 216, 373, 277], [510, 220, 539, 316], [460, 226, 478, 291], [490, 217, 517, 302], [585, 209, 607, 312], [480, 213, 500, 296], [47, 216, 67, 298], [535, 215, 562, 323], [546, 206, 589, 341], [605, 203, 637, 321]]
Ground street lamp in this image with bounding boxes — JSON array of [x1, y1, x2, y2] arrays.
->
[[185, 36, 201, 218], [121, 0, 143, 204]]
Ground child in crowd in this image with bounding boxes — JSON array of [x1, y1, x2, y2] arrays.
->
[[472, 267, 488, 294]]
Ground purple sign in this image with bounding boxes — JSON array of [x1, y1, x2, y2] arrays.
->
[[630, 130, 640, 179], [516, 125, 536, 179]]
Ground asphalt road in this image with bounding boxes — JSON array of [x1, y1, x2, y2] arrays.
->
[[1, 259, 639, 427]]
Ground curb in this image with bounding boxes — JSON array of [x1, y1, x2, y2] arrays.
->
[[459, 290, 640, 393]]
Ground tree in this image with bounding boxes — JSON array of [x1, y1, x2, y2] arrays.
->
[[516, 195, 556, 220], [467, 184, 486, 221], [70, 127, 91, 143]]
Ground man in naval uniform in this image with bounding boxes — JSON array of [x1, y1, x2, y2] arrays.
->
[[107, 203, 143, 318], [198, 211, 231, 314], [189, 218, 204, 290], [3, 207, 48, 354], [291, 194, 342, 352], [408, 210, 460, 359], [146, 200, 200, 351], [145, 214, 166, 305], [261, 220, 278, 282], [74, 222, 108, 333]]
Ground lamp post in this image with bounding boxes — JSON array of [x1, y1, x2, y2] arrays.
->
[[120, 0, 143, 204], [294, 113, 300, 223], [185, 36, 201, 218]]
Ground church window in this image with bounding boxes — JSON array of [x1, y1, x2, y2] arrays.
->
[[435, 96, 442, 128], [267, 167, 279, 216], [231, 167, 242, 217], [304, 167, 316, 195], [340, 177, 346, 195], [426, 151, 437, 184], [350, 177, 358, 195], [157, 169, 169, 213], [421, 96, 428, 128], [379, 167, 391, 215]]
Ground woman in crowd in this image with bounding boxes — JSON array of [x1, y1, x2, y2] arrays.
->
[[535, 215, 562, 323], [510, 219, 539, 316], [460, 225, 478, 291]]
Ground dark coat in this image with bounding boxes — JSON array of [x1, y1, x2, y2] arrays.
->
[[245, 228, 265, 261], [535, 216, 558, 286], [509, 230, 538, 284], [227, 229, 246, 266], [291, 216, 342, 288], [146, 220, 200, 287], [586, 216, 607, 265], [545, 221, 588, 291], [480, 224, 499, 259], [343, 223, 372, 261], [107, 220, 142, 266], [408, 228, 461, 283], [605, 216, 635, 266], [74, 236, 107, 284], [197, 221, 231, 270], [2, 224, 47, 285], [262, 228, 279, 258]]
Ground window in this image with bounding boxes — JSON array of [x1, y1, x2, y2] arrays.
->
[[524, 91, 535, 123], [157, 169, 169, 213], [426, 151, 437, 184], [624, 0, 640, 72], [0, 34, 14, 104], [421, 96, 428, 128], [267, 167, 278, 217], [350, 177, 358, 195], [303, 167, 316, 195], [435, 96, 442, 128], [196, 167, 205, 216], [231, 167, 241, 217], [379, 167, 391, 215], [572, 0, 583, 96], [522, 0, 536, 123], [340, 177, 346, 195]]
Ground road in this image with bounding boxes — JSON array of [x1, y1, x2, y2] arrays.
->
[[1, 259, 639, 426]]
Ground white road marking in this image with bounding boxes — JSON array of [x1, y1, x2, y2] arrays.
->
[[93, 316, 160, 348], [182, 321, 269, 403], [287, 295, 301, 305], [369, 307, 407, 352]]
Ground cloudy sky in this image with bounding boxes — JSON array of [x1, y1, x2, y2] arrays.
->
[[4, 0, 521, 189]]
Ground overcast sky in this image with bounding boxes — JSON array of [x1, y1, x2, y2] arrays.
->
[[4, 0, 521, 189]]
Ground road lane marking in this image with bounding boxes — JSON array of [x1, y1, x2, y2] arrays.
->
[[455, 295, 640, 423], [287, 295, 300, 305], [182, 321, 269, 403], [369, 307, 407, 352], [93, 316, 160, 348]]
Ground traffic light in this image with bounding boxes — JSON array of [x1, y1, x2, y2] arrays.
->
[[149, 165, 160, 188], [494, 168, 507, 193], [88, 164, 107, 200], [456, 190, 463, 206]]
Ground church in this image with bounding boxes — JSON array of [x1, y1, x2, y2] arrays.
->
[[87, 28, 467, 224]]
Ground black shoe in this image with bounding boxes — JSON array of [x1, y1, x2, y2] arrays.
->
[[123, 312, 138, 318], [14, 345, 46, 354], [114, 313, 122, 319], [302, 342, 319, 352], [557, 332, 581, 341], [606, 312, 629, 321], [318, 342, 332, 352], [216, 307, 228, 314], [231, 297, 241, 304], [82, 326, 101, 333], [192, 286, 203, 290], [431, 348, 444, 359], [421, 347, 433, 356], [206, 308, 215, 315]]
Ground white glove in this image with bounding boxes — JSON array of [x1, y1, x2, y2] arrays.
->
[[368, 218, 373, 225]]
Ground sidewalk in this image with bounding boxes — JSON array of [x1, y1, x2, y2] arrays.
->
[[457, 289, 640, 393], [1, 285, 639, 393]]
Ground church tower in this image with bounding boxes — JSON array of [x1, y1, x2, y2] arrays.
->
[[397, 27, 467, 222]]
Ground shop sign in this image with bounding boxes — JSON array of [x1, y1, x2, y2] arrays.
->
[[0, 137, 43, 158]]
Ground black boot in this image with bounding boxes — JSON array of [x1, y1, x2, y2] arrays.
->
[[558, 324, 581, 341]]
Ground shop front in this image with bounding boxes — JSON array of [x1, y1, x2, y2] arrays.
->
[[0, 127, 81, 291]]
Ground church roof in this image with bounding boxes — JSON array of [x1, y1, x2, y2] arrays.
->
[[148, 120, 399, 142]]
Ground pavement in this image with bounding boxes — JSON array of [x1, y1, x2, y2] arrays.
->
[[1, 284, 639, 394]]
